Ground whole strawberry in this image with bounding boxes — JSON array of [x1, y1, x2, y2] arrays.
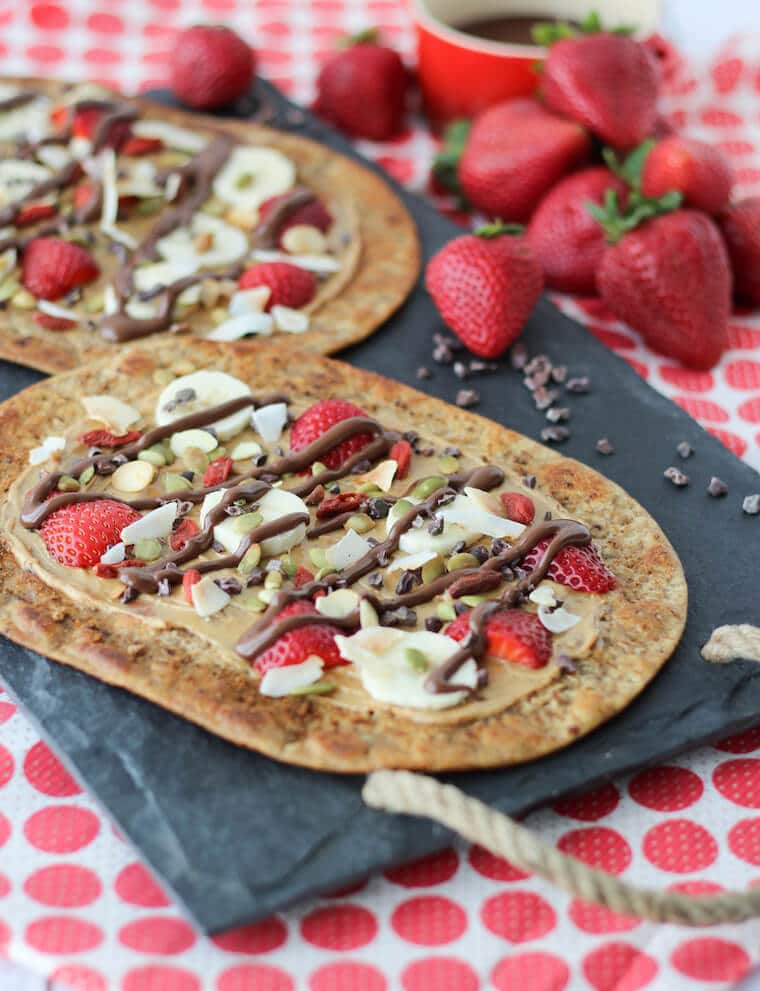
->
[[543, 33, 659, 149], [290, 399, 372, 470], [238, 261, 317, 310], [22, 237, 99, 300], [521, 541, 616, 593], [641, 137, 734, 214], [40, 500, 141, 569], [527, 167, 628, 294], [171, 25, 255, 110], [719, 198, 760, 304], [457, 99, 590, 221], [425, 225, 544, 359], [595, 208, 731, 369], [254, 601, 344, 675], [446, 609, 552, 669], [314, 30, 408, 141]]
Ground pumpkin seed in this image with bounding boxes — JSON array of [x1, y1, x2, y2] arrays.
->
[[0, 277, 20, 302], [436, 601, 457, 622], [182, 446, 210, 473], [312, 461, 328, 476], [264, 570, 283, 590], [238, 592, 266, 612], [393, 498, 415, 517], [231, 511, 263, 535], [461, 594, 487, 607], [238, 543, 262, 573], [345, 513, 373, 534], [133, 537, 162, 561], [421, 556, 445, 584], [447, 552, 479, 572], [289, 679, 335, 696], [280, 554, 298, 577], [78, 466, 95, 487], [309, 547, 328, 570], [138, 448, 166, 467], [358, 481, 383, 495], [257, 587, 276, 605], [315, 565, 337, 581], [57, 475, 80, 492], [137, 196, 163, 216], [438, 455, 460, 475], [413, 476, 447, 499], [163, 472, 192, 492]]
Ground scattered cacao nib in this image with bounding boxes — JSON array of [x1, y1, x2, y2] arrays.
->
[[533, 387, 559, 411], [500, 565, 516, 581], [551, 365, 567, 384], [305, 484, 325, 506], [328, 483, 340, 494], [676, 441, 693, 459], [216, 577, 242, 595], [453, 361, 468, 379], [180, 470, 194, 482], [224, 503, 245, 516], [176, 500, 193, 516], [436, 491, 456, 507], [366, 498, 391, 520], [541, 425, 570, 443], [456, 388, 480, 408], [743, 493, 760, 515], [432, 344, 453, 365], [351, 459, 372, 474], [522, 474, 537, 489], [380, 606, 417, 627], [510, 341, 529, 369], [411, 514, 425, 529], [169, 322, 191, 335], [403, 430, 419, 445], [664, 466, 690, 487], [425, 617, 443, 633], [417, 446, 435, 456], [366, 537, 380, 548], [367, 571, 384, 587], [376, 548, 391, 567], [524, 354, 552, 381], [212, 540, 226, 552], [395, 570, 420, 595], [273, 445, 284, 457], [120, 587, 139, 604], [707, 477, 728, 498], [266, 559, 284, 573], [245, 569, 264, 587], [416, 366, 432, 380], [544, 511, 552, 521], [556, 653, 578, 673], [450, 540, 466, 555], [157, 578, 171, 596], [441, 446, 461, 457], [434, 331, 463, 352], [565, 376, 590, 394], [162, 387, 196, 413], [454, 601, 470, 615], [491, 538, 509, 556], [546, 406, 570, 423], [469, 545, 489, 564], [469, 359, 497, 374], [596, 437, 615, 456], [427, 515, 444, 536], [253, 453, 268, 467]]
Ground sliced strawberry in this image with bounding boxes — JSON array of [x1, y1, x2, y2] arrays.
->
[[93, 557, 142, 579], [522, 540, 616, 593], [121, 136, 164, 156], [203, 456, 233, 487], [183, 568, 202, 604], [290, 399, 372, 471], [238, 261, 317, 310], [71, 108, 131, 149], [171, 518, 200, 552], [74, 183, 98, 212], [79, 429, 142, 449], [16, 202, 57, 227], [294, 566, 315, 588], [500, 492, 535, 524], [253, 600, 344, 675], [22, 237, 99, 301], [446, 608, 552, 669], [316, 492, 365, 518], [39, 500, 141, 569], [259, 193, 333, 245], [389, 439, 412, 480], [33, 312, 76, 330]]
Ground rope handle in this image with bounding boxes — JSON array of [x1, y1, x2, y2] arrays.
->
[[362, 623, 760, 927]]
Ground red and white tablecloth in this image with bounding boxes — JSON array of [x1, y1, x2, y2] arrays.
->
[[0, 3, 759, 990]]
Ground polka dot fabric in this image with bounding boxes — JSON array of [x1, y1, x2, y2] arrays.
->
[[0, 6, 760, 989]]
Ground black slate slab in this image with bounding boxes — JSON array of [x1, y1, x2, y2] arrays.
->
[[0, 80, 759, 934]]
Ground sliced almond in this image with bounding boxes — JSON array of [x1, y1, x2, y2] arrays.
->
[[463, 486, 504, 516], [191, 576, 231, 618], [316, 588, 360, 619], [111, 460, 157, 493], [272, 305, 309, 334], [360, 598, 379, 629], [82, 395, 140, 434], [354, 459, 397, 493], [281, 224, 327, 255]]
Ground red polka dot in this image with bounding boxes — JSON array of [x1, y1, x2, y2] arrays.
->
[[737, 396, 760, 424], [84, 47, 123, 64], [728, 818, 760, 864], [569, 899, 641, 934], [0, 744, 13, 790], [115, 863, 169, 908], [725, 360, 760, 389], [468, 845, 530, 881], [301, 904, 378, 951], [26, 43, 65, 62], [553, 782, 620, 821], [0, 919, 8, 951], [24, 741, 82, 796], [727, 324, 760, 349], [0, 702, 16, 724], [576, 297, 617, 322], [589, 326, 637, 350], [481, 891, 556, 943], [583, 943, 658, 991], [401, 957, 477, 991], [714, 758, 760, 807], [623, 357, 649, 378], [119, 917, 196, 955], [30, 3, 69, 28], [701, 107, 744, 127], [311, 962, 386, 991], [672, 396, 729, 422], [217, 966, 293, 991], [659, 365, 714, 391], [712, 57, 744, 93], [736, 166, 760, 184], [0, 874, 10, 898], [24, 806, 99, 853], [50, 965, 107, 991], [25, 916, 103, 954], [668, 879, 724, 896], [87, 12, 124, 32], [211, 917, 287, 954], [24, 865, 101, 908], [557, 827, 632, 875], [706, 427, 747, 457], [0, 812, 9, 849], [628, 766, 703, 811], [123, 967, 200, 991], [385, 848, 459, 886], [491, 954, 569, 991], [715, 726, 760, 753], [643, 819, 718, 872], [671, 938, 751, 982], [391, 896, 467, 946]]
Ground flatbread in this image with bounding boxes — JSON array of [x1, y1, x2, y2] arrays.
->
[[0, 340, 687, 771], [0, 77, 419, 373]]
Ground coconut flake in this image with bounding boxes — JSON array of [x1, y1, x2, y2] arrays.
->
[[28, 435, 66, 465], [102, 224, 139, 250], [387, 549, 437, 573], [206, 312, 274, 342], [82, 395, 140, 434], [538, 604, 581, 634], [251, 249, 341, 274], [132, 119, 207, 154], [165, 173, 181, 202], [121, 502, 177, 543], [272, 305, 309, 333], [529, 583, 558, 608], [251, 402, 288, 444], [100, 148, 119, 228], [191, 576, 231, 618], [326, 529, 371, 570], [100, 542, 126, 565], [200, 490, 223, 529], [230, 440, 263, 461], [170, 428, 218, 458], [228, 287, 271, 316], [37, 300, 83, 323], [315, 589, 359, 619], [354, 459, 397, 494], [260, 656, 324, 697]]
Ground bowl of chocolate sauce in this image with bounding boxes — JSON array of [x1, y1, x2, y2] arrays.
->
[[414, 0, 660, 125]]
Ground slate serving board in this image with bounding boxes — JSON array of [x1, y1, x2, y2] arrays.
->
[[0, 80, 758, 934]]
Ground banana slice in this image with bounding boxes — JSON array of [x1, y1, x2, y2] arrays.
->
[[211, 487, 309, 557], [156, 214, 248, 272], [0, 160, 51, 205], [212, 147, 295, 211], [155, 370, 252, 441]]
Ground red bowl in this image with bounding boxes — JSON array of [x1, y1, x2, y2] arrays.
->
[[413, 0, 661, 128]]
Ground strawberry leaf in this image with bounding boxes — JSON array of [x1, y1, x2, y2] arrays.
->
[[533, 9, 635, 45], [432, 118, 471, 203], [586, 186, 683, 243], [475, 221, 525, 239], [603, 139, 656, 191], [338, 27, 380, 48]]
